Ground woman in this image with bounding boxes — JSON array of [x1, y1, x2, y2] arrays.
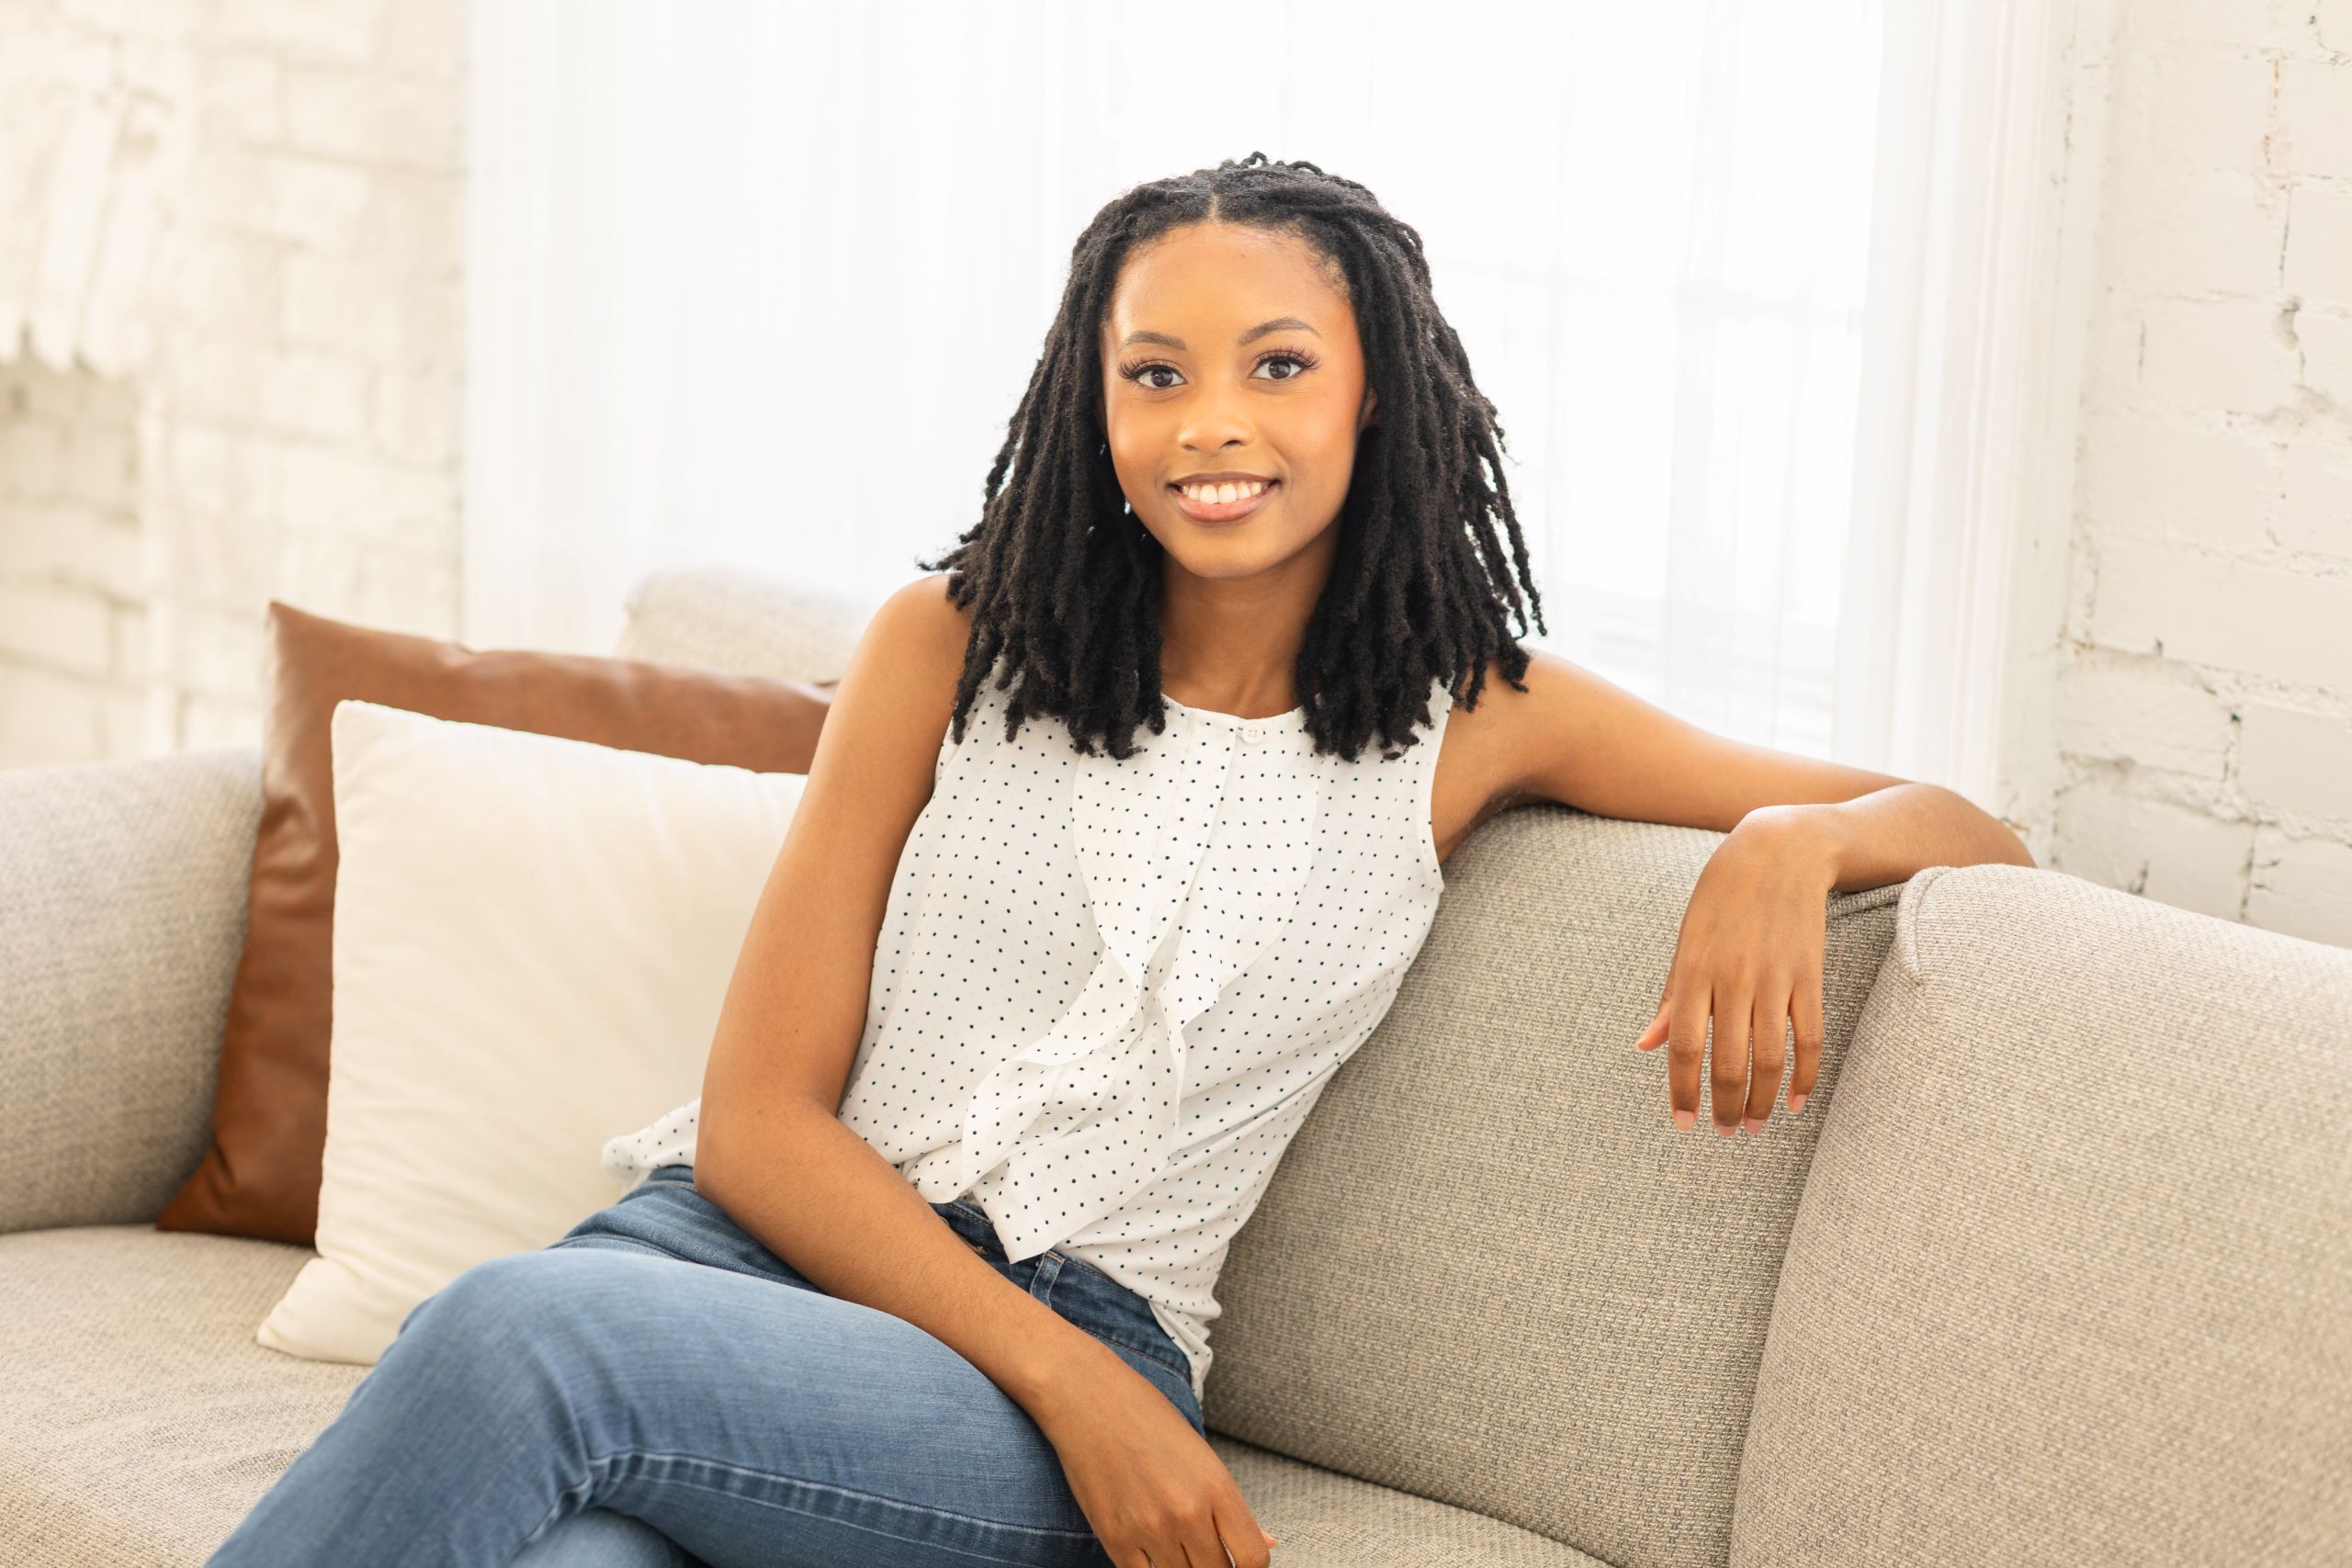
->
[[209, 152, 2031, 1568]]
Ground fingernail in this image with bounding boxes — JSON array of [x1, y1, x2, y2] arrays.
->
[[1744, 1117, 1765, 1134], [1790, 1092, 1808, 1114], [1672, 1109, 1695, 1131], [1714, 1119, 1737, 1137]]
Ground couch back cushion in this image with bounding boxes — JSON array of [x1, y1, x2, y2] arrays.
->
[[1733, 864, 2352, 1567], [615, 564, 877, 682], [617, 566, 1905, 1568], [1204, 808, 1904, 1568]]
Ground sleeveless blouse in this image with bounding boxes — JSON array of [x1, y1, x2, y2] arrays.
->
[[603, 661, 1455, 1404]]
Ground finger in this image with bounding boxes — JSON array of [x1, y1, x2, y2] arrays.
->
[[1666, 977, 1708, 1130], [1213, 1494, 1274, 1568], [1635, 995, 1669, 1051], [1178, 1511, 1230, 1568], [1710, 987, 1752, 1136], [1789, 968, 1826, 1112], [1745, 988, 1789, 1131]]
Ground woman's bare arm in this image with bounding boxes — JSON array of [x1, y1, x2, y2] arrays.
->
[[690, 572, 1130, 1421]]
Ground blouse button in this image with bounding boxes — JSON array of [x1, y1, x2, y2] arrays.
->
[[1238, 724, 1262, 744]]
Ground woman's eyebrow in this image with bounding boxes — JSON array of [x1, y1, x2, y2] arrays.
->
[[1117, 316, 1323, 351]]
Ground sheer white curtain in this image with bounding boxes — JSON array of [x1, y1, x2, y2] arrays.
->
[[469, 0, 2072, 788], [1836, 0, 2085, 809]]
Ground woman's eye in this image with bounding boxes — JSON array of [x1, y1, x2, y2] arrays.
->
[[1118, 352, 1317, 390]]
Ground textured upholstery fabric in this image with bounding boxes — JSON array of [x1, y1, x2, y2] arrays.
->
[[1213, 1441, 1611, 1566], [0, 747, 262, 1238], [612, 562, 872, 683], [1731, 863, 2352, 1567], [0, 1224, 364, 1568]]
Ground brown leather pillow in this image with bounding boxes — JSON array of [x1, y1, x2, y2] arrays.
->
[[156, 601, 836, 1247]]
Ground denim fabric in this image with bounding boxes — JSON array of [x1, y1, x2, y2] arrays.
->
[[207, 1165, 1204, 1568]]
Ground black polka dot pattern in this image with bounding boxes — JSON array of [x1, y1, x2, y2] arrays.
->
[[602, 662, 1455, 1403]]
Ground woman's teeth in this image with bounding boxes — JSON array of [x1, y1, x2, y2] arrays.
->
[[1178, 479, 1269, 503]]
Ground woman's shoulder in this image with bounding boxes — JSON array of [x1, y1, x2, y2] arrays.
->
[[1426, 655, 1543, 865], [866, 571, 974, 660]]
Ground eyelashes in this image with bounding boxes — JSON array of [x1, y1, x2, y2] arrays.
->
[[1114, 348, 1321, 390]]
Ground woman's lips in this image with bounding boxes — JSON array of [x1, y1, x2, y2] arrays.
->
[[1168, 479, 1279, 525]]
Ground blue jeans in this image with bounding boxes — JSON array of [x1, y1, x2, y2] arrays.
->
[[207, 1165, 1204, 1567]]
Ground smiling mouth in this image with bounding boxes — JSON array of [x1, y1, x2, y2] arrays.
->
[[1167, 479, 1280, 524]]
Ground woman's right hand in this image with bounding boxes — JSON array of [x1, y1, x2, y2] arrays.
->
[[1035, 1349, 1277, 1568]]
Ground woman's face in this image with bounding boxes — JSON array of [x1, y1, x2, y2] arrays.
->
[[1099, 221, 1377, 583]]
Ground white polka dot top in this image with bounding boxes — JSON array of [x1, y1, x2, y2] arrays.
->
[[603, 658, 1455, 1404]]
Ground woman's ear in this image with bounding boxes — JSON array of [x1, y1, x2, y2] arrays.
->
[[1361, 386, 1380, 430]]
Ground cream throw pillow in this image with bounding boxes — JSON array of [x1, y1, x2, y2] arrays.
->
[[255, 698, 810, 1364]]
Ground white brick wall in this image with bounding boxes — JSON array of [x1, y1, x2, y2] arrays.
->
[[0, 353, 151, 763], [0, 0, 464, 769], [2048, 0, 2352, 948]]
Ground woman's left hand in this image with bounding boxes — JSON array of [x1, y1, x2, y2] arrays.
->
[[1632, 807, 1840, 1136]]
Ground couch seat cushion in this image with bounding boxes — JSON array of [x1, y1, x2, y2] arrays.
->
[[0, 1225, 363, 1567], [5, 1225, 1600, 1567], [1211, 1438, 1610, 1566]]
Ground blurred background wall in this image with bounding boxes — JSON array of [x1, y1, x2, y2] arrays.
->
[[0, 0, 464, 757], [1, 0, 2346, 945]]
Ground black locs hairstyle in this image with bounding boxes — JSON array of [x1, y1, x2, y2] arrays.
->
[[915, 151, 1548, 765]]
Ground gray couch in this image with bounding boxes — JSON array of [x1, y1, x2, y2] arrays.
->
[[5, 565, 2347, 1567]]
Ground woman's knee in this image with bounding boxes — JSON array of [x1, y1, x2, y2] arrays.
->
[[508, 1506, 697, 1568], [402, 1249, 550, 1337], [395, 1247, 644, 1368]]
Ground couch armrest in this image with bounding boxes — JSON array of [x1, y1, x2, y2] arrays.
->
[[0, 746, 262, 1235]]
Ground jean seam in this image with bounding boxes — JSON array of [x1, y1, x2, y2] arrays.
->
[[516, 1449, 611, 1558], [964, 1228, 1175, 1382], [1069, 1319, 1191, 1386], [1047, 1247, 1111, 1280], [606, 1449, 1104, 1556], [942, 1201, 1109, 1281]]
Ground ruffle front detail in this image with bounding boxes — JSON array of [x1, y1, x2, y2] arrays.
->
[[953, 712, 1322, 1261]]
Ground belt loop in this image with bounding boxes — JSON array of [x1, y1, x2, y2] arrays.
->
[[1028, 1251, 1063, 1303]]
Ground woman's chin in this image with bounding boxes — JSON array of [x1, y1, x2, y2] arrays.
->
[[1158, 535, 1302, 581]]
